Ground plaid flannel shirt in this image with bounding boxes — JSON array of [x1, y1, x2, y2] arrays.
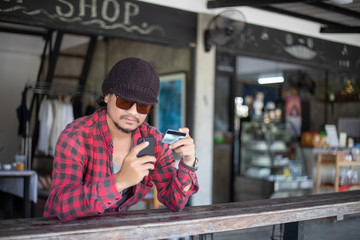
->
[[43, 109, 199, 221]]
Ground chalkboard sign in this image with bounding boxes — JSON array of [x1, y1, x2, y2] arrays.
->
[[0, 0, 196, 47], [220, 23, 360, 74]]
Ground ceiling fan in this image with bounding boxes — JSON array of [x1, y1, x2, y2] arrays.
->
[[204, 9, 246, 52]]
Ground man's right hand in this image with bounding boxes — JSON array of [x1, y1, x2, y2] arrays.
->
[[114, 141, 156, 192]]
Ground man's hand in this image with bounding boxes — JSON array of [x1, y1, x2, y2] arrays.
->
[[114, 141, 156, 192], [169, 127, 196, 192], [169, 127, 196, 167]]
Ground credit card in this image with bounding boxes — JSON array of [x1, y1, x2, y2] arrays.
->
[[161, 129, 186, 144]]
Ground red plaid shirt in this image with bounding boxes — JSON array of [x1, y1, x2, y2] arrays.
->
[[44, 109, 199, 221]]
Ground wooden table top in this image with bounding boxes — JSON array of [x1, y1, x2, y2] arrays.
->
[[0, 170, 37, 177], [0, 190, 359, 240]]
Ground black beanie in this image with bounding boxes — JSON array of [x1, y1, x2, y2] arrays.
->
[[102, 57, 160, 105]]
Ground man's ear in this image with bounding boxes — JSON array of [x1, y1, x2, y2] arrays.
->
[[104, 94, 110, 103]]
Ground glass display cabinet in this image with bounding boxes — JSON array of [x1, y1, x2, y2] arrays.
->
[[235, 119, 313, 201]]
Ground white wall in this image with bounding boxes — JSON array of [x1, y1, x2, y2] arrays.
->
[[192, 14, 216, 206], [0, 33, 43, 163], [0, 32, 93, 164]]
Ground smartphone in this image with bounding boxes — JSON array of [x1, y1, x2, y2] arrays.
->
[[161, 129, 186, 144], [137, 137, 156, 157]]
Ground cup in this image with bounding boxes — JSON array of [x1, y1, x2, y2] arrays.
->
[[15, 154, 26, 171]]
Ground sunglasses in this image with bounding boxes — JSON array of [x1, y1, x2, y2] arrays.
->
[[115, 96, 155, 114]]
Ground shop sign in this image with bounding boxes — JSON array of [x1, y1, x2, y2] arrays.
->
[[0, 0, 196, 47], [221, 23, 360, 74]]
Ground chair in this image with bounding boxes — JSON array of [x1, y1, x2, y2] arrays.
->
[[141, 186, 163, 209]]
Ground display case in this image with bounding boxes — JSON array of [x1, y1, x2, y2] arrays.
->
[[235, 119, 312, 201]]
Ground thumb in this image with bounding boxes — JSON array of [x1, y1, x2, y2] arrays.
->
[[131, 141, 149, 157], [179, 127, 189, 136]]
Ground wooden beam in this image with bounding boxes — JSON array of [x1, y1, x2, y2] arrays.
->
[[256, 5, 346, 27], [320, 26, 360, 33], [0, 26, 47, 37], [309, 2, 360, 20], [207, 0, 321, 8], [0, 191, 359, 239]]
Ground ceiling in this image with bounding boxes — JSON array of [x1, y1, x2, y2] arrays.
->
[[207, 0, 360, 33]]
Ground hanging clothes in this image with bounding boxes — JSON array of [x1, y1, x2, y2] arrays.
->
[[37, 96, 75, 156], [16, 87, 30, 138], [61, 101, 74, 135], [49, 99, 63, 156], [49, 98, 74, 156], [37, 97, 54, 155]]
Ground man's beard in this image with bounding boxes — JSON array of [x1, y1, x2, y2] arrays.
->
[[112, 114, 141, 134], [113, 121, 135, 134]]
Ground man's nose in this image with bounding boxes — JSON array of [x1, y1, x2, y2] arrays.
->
[[127, 103, 138, 114]]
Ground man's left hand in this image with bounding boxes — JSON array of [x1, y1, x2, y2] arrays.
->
[[169, 127, 196, 167]]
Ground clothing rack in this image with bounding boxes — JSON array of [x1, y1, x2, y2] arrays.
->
[[22, 83, 96, 171], [31, 81, 85, 97]]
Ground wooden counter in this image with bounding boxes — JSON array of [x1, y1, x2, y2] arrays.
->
[[0, 190, 359, 239]]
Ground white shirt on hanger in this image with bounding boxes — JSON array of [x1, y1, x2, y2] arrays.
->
[[61, 102, 74, 131], [49, 99, 63, 156], [49, 99, 75, 156], [37, 97, 53, 155]]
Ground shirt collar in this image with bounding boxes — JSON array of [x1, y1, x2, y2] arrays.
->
[[97, 109, 113, 148]]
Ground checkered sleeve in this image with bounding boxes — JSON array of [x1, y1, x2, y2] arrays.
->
[[151, 139, 199, 211], [43, 129, 121, 221]]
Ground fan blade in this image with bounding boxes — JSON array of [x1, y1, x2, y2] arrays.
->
[[210, 29, 233, 45], [215, 16, 246, 33]]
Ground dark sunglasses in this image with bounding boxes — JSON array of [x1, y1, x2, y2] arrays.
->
[[115, 96, 155, 114]]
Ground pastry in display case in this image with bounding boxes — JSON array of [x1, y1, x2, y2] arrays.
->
[[234, 119, 313, 202]]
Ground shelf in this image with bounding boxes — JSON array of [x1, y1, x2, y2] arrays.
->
[[316, 153, 360, 193], [238, 120, 307, 201], [246, 163, 288, 168], [246, 148, 289, 153], [320, 183, 360, 192], [321, 157, 360, 167], [241, 123, 303, 173], [318, 99, 360, 103]]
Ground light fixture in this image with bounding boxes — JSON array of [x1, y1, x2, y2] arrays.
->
[[330, 0, 353, 4], [258, 76, 284, 84]]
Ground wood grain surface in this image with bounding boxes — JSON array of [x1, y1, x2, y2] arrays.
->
[[0, 191, 359, 240]]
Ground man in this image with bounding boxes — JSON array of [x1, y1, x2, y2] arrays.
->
[[44, 57, 199, 221]]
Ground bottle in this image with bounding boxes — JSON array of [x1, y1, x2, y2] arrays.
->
[[312, 131, 321, 147], [320, 131, 328, 147]]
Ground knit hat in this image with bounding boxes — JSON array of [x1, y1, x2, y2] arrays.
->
[[102, 57, 160, 105]]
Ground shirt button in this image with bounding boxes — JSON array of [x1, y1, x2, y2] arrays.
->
[[107, 201, 112, 204]]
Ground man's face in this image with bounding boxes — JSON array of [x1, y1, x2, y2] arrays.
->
[[104, 94, 148, 134]]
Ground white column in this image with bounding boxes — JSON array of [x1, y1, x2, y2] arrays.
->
[[191, 13, 216, 206]]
